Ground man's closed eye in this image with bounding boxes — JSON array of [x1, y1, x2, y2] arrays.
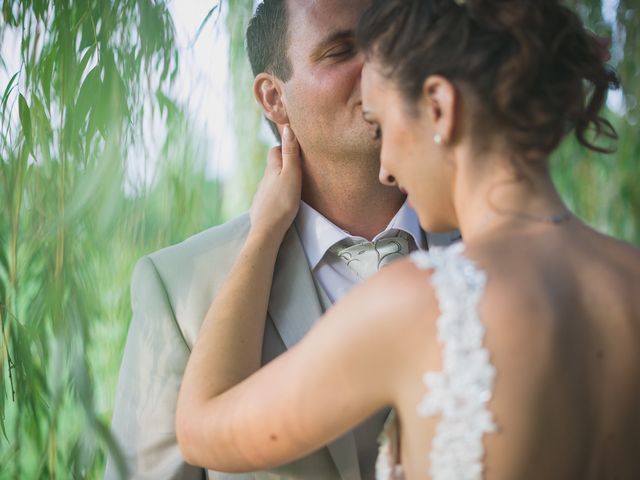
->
[[324, 44, 356, 60]]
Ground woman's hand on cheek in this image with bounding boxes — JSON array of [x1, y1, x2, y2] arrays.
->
[[249, 125, 302, 240]]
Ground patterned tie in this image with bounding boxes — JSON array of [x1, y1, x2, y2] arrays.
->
[[329, 231, 412, 280]]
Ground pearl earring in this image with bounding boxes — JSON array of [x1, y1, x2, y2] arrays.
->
[[434, 133, 443, 145]]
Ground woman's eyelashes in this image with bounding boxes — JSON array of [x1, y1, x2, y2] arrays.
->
[[363, 116, 382, 140]]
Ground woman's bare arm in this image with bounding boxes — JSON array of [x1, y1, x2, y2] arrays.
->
[[177, 249, 433, 472], [176, 125, 302, 463]]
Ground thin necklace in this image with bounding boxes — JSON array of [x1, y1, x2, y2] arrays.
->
[[498, 209, 573, 225], [469, 209, 573, 239]]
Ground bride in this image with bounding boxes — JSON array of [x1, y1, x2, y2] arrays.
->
[[176, 0, 640, 478]]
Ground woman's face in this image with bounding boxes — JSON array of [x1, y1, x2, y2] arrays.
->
[[360, 61, 458, 232]]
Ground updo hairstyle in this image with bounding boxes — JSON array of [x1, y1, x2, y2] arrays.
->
[[356, 0, 620, 161]]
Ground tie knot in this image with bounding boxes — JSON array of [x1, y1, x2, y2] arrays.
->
[[329, 232, 412, 280]]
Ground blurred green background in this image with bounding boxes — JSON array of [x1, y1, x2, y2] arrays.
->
[[0, 0, 637, 477]]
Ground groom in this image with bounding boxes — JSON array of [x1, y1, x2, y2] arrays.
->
[[106, 0, 458, 479]]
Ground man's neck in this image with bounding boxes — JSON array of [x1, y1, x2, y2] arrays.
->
[[301, 153, 406, 240]]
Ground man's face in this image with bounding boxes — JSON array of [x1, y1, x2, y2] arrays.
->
[[281, 0, 379, 161]]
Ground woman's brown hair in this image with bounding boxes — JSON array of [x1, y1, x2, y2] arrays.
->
[[356, 0, 620, 160]]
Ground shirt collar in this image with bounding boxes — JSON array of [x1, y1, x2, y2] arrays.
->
[[294, 199, 425, 270]]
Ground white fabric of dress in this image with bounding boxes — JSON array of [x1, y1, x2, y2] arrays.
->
[[376, 243, 497, 480]]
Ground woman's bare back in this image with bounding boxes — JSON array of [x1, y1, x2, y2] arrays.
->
[[392, 222, 640, 479]]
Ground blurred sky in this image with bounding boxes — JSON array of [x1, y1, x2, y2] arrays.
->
[[125, 0, 237, 192], [602, 0, 625, 115]]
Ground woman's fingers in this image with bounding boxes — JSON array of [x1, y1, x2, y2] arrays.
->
[[281, 125, 300, 175], [248, 124, 302, 238], [266, 145, 283, 171]]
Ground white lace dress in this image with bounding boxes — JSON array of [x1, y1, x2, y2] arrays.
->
[[375, 243, 497, 480]]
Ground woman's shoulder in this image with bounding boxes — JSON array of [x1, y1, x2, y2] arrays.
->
[[463, 226, 640, 314], [354, 251, 440, 321], [589, 229, 640, 274], [350, 244, 487, 360], [360, 242, 487, 324], [340, 251, 445, 358], [361, 243, 476, 303]]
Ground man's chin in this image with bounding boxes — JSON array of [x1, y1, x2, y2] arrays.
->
[[355, 138, 381, 159]]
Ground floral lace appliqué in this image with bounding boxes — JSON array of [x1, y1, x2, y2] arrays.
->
[[411, 243, 497, 480], [376, 411, 405, 480]]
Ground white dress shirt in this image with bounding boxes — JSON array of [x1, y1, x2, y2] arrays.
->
[[293, 200, 460, 479], [294, 200, 427, 304]]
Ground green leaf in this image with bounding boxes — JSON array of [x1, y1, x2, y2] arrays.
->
[[103, 49, 129, 121], [40, 49, 55, 108], [79, 19, 96, 51], [0, 305, 9, 441], [18, 94, 33, 152], [1, 71, 19, 119], [0, 232, 9, 278], [59, 24, 76, 108], [33, 0, 46, 20], [75, 45, 97, 98], [192, 5, 219, 47], [2, 1, 15, 26], [30, 94, 52, 164], [93, 416, 129, 479], [75, 65, 101, 127]]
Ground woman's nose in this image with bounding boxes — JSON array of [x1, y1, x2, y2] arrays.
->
[[379, 164, 397, 187]]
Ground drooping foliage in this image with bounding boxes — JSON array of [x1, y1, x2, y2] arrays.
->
[[0, 0, 637, 478], [0, 1, 222, 477]]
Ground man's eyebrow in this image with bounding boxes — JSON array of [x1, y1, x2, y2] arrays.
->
[[309, 29, 355, 60]]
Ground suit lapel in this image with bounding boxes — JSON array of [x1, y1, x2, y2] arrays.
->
[[327, 433, 361, 480], [267, 226, 361, 480], [268, 226, 322, 350]]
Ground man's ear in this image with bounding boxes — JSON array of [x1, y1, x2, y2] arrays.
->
[[254, 73, 289, 125], [421, 75, 457, 144]]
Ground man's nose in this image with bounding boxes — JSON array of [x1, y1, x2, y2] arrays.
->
[[379, 164, 397, 187]]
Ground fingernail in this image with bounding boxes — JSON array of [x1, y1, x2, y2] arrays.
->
[[283, 125, 294, 141]]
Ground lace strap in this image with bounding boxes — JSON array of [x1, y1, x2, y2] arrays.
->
[[376, 410, 405, 480], [410, 243, 497, 480]]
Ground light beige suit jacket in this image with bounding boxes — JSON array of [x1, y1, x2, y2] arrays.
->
[[105, 214, 363, 480], [105, 213, 460, 480]]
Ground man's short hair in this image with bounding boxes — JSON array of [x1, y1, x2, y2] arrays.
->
[[246, 0, 293, 141]]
